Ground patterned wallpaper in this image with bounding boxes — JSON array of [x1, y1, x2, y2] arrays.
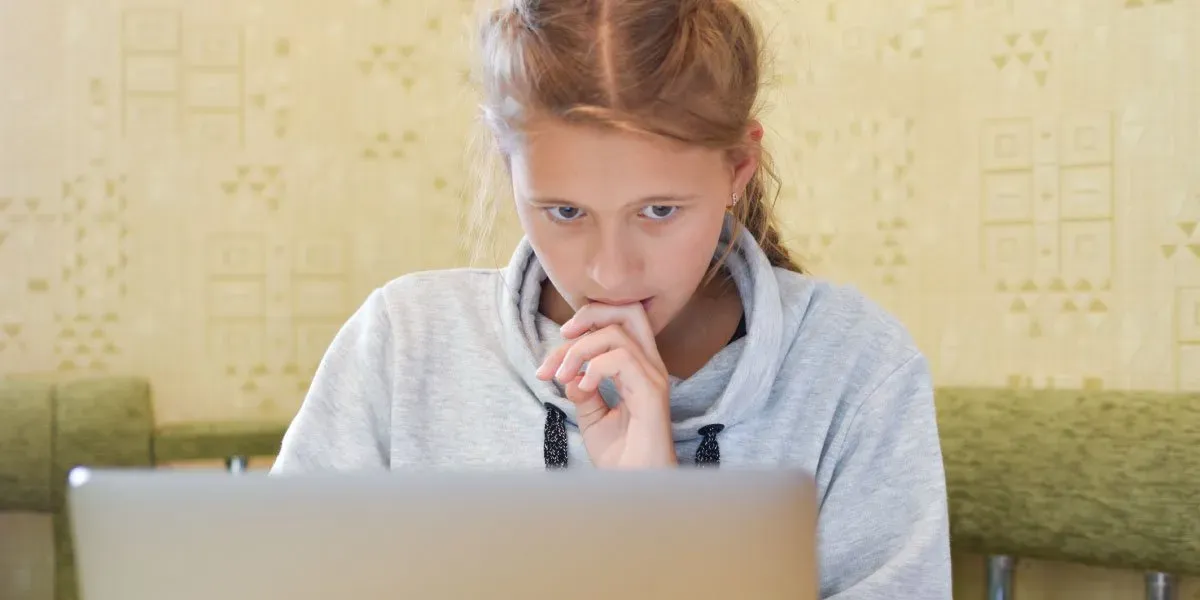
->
[[2, 0, 1198, 597], [4, 0, 1199, 424], [2, 0, 482, 423]]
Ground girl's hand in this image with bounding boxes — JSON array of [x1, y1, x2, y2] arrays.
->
[[536, 303, 676, 469]]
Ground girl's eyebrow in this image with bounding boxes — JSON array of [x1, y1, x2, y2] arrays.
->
[[525, 193, 702, 207]]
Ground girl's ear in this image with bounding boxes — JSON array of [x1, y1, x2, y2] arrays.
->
[[730, 121, 763, 193], [748, 120, 764, 143]]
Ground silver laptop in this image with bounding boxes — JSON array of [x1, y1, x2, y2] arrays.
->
[[67, 466, 819, 600]]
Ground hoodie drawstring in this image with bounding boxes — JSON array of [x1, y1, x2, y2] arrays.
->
[[543, 404, 723, 469], [544, 404, 569, 469], [695, 424, 724, 466]]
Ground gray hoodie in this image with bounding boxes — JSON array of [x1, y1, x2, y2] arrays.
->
[[272, 222, 953, 599]]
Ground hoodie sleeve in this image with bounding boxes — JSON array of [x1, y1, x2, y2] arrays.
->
[[270, 289, 394, 473], [817, 351, 952, 599]]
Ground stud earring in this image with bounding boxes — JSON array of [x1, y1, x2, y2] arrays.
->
[[730, 193, 740, 206]]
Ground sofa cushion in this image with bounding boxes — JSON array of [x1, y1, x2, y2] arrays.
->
[[0, 380, 55, 511]]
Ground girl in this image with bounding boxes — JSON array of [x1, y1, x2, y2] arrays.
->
[[272, 0, 952, 597]]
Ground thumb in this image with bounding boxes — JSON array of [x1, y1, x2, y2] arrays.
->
[[564, 379, 609, 432]]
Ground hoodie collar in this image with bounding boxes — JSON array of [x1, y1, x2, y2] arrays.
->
[[497, 215, 787, 440]]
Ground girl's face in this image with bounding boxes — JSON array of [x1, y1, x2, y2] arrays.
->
[[509, 120, 757, 334]]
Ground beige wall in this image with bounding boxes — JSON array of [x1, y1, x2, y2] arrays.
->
[[2, 0, 1199, 598]]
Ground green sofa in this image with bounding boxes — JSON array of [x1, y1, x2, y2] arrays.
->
[[2, 378, 1199, 599], [938, 387, 1200, 598], [0, 377, 286, 600], [939, 387, 1200, 574]]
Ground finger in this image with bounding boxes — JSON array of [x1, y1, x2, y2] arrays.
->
[[561, 303, 658, 360], [577, 348, 663, 404], [564, 379, 609, 432], [562, 303, 654, 348], [536, 340, 575, 381], [555, 326, 647, 384]]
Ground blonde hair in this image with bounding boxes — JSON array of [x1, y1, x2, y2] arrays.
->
[[467, 0, 801, 274]]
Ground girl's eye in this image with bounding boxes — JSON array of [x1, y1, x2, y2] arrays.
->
[[547, 206, 583, 222], [641, 205, 678, 220]]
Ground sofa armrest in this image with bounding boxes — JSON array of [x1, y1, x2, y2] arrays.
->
[[938, 387, 1200, 575], [153, 421, 287, 465]]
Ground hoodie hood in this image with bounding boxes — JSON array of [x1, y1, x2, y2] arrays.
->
[[497, 214, 791, 441]]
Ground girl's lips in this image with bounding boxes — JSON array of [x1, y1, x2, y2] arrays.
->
[[587, 297, 654, 310]]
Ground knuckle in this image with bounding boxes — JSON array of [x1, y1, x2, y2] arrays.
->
[[582, 328, 613, 348], [563, 344, 587, 365], [601, 324, 631, 342], [581, 326, 618, 349]]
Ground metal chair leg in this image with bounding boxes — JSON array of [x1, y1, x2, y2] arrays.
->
[[986, 555, 1015, 600], [225, 455, 248, 474], [1145, 572, 1175, 600]]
